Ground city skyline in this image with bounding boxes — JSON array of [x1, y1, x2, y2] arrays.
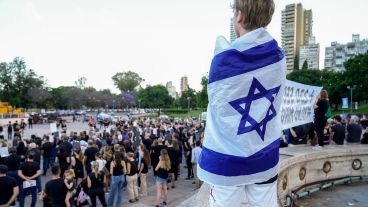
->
[[0, 0, 368, 93]]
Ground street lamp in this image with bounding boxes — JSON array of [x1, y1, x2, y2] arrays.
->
[[187, 97, 191, 110], [347, 85, 356, 113]]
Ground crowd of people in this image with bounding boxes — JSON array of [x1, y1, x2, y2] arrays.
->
[[0, 116, 205, 207]]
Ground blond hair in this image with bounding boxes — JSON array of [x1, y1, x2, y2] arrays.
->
[[320, 90, 329, 100], [233, 0, 275, 30], [159, 149, 171, 171]]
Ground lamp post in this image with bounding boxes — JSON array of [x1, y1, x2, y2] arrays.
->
[[347, 85, 356, 113], [187, 97, 191, 110]]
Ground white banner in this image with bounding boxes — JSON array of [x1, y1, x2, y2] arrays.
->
[[281, 80, 322, 130]]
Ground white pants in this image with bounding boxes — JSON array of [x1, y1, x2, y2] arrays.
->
[[209, 181, 277, 207]]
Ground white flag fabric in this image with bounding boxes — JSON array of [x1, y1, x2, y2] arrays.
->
[[198, 28, 286, 186]]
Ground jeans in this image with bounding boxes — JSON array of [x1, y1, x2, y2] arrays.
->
[[108, 175, 125, 207], [43, 157, 55, 176], [19, 185, 37, 207], [37, 176, 42, 193]]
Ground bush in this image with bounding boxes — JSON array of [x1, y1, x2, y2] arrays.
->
[[162, 109, 189, 114]]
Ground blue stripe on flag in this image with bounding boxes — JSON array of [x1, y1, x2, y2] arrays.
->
[[199, 139, 280, 176], [208, 40, 284, 84]]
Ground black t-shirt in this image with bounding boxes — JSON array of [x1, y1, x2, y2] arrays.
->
[[19, 161, 40, 181], [331, 124, 345, 145], [127, 160, 138, 176], [361, 132, 368, 144], [315, 99, 329, 119], [45, 178, 68, 207], [140, 159, 149, 174], [88, 171, 105, 191], [4, 155, 21, 171], [347, 124, 363, 143], [167, 147, 179, 165], [84, 147, 99, 165], [0, 176, 17, 205], [157, 168, 169, 179], [59, 141, 73, 155], [42, 142, 54, 157]]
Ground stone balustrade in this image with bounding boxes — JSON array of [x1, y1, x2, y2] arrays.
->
[[178, 144, 368, 207]]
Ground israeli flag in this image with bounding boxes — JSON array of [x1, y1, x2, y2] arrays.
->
[[198, 28, 286, 186]]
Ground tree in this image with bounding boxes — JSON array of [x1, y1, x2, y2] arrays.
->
[[179, 88, 197, 109], [137, 85, 173, 116], [196, 75, 208, 108], [112, 71, 144, 92], [0, 57, 45, 108], [343, 51, 368, 103], [302, 60, 308, 69], [293, 54, 299, 70], [28, 88, 52, 109], [75, 76, 87, 89]]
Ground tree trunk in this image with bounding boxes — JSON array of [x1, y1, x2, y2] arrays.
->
[[158, 108, 161, 117]]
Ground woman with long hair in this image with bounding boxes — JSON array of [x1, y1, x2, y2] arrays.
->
[[72, 147, 84, 184], [108, 152, 126, 207], [101, 146, 113, 191], [87, 161, 107, 207], [126, 152, 139, 203], [313, 90, 330, 150], [155, 149, 171, 207], [138, 144, 151, 197]]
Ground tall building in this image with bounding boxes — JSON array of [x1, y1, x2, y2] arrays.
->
[[230, 17, 237, 42], [281, 3, 313, 71], [180, 76, 189, 92], [299, 36, 320, 69], [325, 34, 368, 71], [166, 81, 177, 99]]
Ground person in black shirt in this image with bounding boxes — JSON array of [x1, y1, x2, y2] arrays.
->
[[84, 141, 99, 174], [138, 146, 151, 197], [59, 136, 72, 156], [151, 138, 167, 175], [361, 128, 368, 144], [7, 121, 13, 140], [42, 136, 55, 176], [108, 152, 126, 207], [18, 151, 41, 207], [166, 139, 179, 188], [0, 165, 19, 207], [126, 152, 139, 203], [56, 148, 70, 178], [183, 132, 193, 179], [313, 90, 329, 149], [330, 115, 345, 145], [155, 149, 170, 207], [40, 165, 68, 207], [347, 115, 363, 143], [4, 147, 21, 182], [87, 162, 107, 207]]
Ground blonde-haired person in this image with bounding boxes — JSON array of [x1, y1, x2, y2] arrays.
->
[[87, 161, 107, 207], [126, 152, 139, 203], [313, 89, 330, 150], [155, 149, 170, 207]]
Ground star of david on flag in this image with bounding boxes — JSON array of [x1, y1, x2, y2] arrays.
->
[[229, 78, 281, 141]]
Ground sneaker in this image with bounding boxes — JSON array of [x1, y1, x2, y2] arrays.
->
[[163, 201, 167, 205], [128, 199, 135, 203], [312, 145, 323, 151]]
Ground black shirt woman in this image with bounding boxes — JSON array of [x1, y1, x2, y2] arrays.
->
[[87, 161, 107, 207], [107, 152, 126, 207], [313, 90, 330, 149]]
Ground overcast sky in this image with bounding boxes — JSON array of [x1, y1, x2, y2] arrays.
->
[[0, 0, 367, 93]]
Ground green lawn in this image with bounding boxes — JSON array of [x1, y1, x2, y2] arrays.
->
[[332, 103, 368, 115], [143, 110, 204, 119]]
